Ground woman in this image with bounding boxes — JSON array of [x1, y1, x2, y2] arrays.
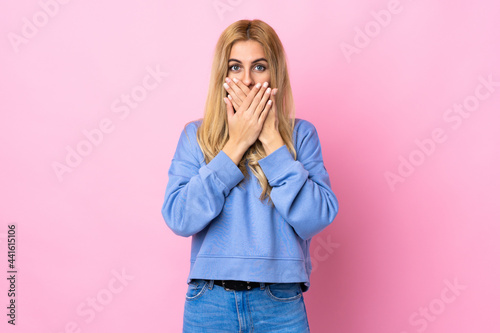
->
[[161, 19, 339, 332]]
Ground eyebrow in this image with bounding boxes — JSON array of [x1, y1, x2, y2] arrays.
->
[[228, 58, 268, 64]]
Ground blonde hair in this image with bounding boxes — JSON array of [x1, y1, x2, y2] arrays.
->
[[190, 19, 296, 206]]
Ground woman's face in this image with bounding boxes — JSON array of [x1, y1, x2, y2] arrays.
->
[[227, 40, 271, 89]]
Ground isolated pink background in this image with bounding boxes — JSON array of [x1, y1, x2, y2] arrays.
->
[[1, 0, 499, 332]]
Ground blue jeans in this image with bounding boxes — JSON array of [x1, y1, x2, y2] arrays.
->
[[183, 279, 311, 332]]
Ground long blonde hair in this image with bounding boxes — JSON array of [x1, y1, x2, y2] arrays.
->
[[190, 19, 296, 206]]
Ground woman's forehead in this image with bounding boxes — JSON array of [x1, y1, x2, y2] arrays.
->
[[229, 40, 266, 61]]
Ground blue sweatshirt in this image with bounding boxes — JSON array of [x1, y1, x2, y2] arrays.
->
[[161, 118, 339, 292]]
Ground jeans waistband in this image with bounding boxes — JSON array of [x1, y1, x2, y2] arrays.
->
[[211, 279, 269, 291]]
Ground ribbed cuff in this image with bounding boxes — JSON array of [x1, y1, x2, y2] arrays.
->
[[205, 150, 245, 190], [258, 145, 295, 182]]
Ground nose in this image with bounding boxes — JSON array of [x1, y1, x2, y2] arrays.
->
[[241, 70, 254, 88]]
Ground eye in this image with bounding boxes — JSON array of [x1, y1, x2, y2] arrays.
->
[[255, 64, 266, 71], [229, 64, 240, 71]]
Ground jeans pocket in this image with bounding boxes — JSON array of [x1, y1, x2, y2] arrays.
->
[[265, 283, 303, 302], [185, 279, 208, 301]]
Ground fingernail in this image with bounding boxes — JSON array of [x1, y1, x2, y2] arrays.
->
[[272, 89, 278, 96], [225, 77, 231, 83], [223, 83, 229, 89], [233, 78, 238, 83], [228, 94, 232, 100], [266, 87, 271, 94], [263, 82, 269, 88], [256, 83, 261, 89], [223, 97, 227, 104]]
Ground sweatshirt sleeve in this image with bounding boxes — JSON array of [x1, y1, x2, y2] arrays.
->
[[161, 122, 245, 237], [257, 120, 339, 240]]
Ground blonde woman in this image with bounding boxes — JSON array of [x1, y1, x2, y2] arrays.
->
[[161, 19, 339, 332]]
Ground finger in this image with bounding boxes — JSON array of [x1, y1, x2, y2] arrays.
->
[[270, 88, 278, 114], [248, 83, 269, 112], [227, 78, 247, 105], [223, 78, 243, 105], [224, 77, 246, 107], [227, 94, 240, 111], [224, 97, 235, 119], [240, 82, 262, 111], [270, 88, 277, 107], [250, 85, 271, 115], [232, 78, 251, 97], [270, 89, 278, 129], [258, 99, 273, 124]]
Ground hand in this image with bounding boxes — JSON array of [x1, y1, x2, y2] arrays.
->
[[258, 88, 284, 155], [222, 82, 273, 164], [223, 77, 251, 112]]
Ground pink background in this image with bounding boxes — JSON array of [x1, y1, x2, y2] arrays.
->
[[1, 0, 499, 332]]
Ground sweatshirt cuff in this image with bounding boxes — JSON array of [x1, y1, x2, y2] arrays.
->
[[205, 150, 245, 190], [258, 145, 295, 182]]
